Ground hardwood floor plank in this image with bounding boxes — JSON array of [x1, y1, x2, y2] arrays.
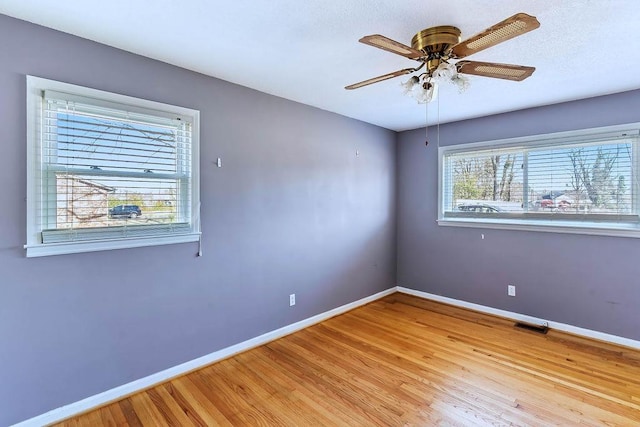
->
[[116, 399, 143, 427], [156, 383, 206, 426], [127, 393, 168, 426], [188, 366, 253, 420], [150, 385, 197, 426], [261, 342, 399, 426], [287, 330, 426, 409], [170, 377, 234, 426], [233, 352, 344, 425], [250, 347, 377, 426], [106, 403, 129, 426], [53, 293, 640, 426]]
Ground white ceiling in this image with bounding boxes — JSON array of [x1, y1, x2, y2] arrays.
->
[[2, 1, 640, 131]]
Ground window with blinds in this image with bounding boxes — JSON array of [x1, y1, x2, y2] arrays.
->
[[439, 126, 640, 235], [26, 76, 200, 257]]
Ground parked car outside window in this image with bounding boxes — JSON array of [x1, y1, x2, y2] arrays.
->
[[455, 204, 502, 213], [108, 204, 142, 219]]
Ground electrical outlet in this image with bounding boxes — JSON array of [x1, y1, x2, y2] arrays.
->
[[508, 284, 516, 297], [289, 294, 296, 306]]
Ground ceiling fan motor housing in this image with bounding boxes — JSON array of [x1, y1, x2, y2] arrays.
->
[[412, 26, 461, 54], [411, 26, 461, 73]]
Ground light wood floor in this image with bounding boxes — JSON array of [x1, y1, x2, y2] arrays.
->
[[56, 293, 640, 426]]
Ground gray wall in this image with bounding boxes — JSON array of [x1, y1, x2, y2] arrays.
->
[[397, 91, 640, 343], [0, 15, 397, 425]]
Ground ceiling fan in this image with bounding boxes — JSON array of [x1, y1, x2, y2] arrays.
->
[[345, 13, 540, 100]]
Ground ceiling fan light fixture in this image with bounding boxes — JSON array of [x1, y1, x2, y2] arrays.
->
[[433, 62, 456, 80], [401, 75, 420, 94], [413, 78, 438, 104], [450, 73, 470, 93], [402, 63, 468, 103], [401, 75, 436, 103]]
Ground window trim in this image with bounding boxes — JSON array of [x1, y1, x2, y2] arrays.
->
[[437, 123, 640, 238], [25, 76, 201, 257]]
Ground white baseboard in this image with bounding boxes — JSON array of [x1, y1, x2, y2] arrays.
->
[[397, 286, 640, 350], [13, 287, 396, 427]]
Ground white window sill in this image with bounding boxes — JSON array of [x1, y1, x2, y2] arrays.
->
[[25, 233, 201, 257], [437, 217, 640, 239]]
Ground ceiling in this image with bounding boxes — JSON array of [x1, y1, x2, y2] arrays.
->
[[2, 1, 640, 132]]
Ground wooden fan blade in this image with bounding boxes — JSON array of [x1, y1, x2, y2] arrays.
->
[[359, 34, 424, 59], [345, 68, 416, 90], [456, 60, 535, 81], [451, 13, 540, 59]]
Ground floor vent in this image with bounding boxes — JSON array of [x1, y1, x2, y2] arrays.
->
[[514, 321, 549, 334]]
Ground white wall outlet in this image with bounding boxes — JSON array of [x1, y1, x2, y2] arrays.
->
[[216, 157, 222, 167], [481, 233, 485, 240], [289, 294, 296, 306], [508, 284, 516, 297]]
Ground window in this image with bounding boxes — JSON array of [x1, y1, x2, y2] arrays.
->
[[26, 76, 200, 257], [439, 124, 640, 237]]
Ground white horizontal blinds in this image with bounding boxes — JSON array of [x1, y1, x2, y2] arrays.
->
[[443, 134, 639, 222], [526, 138, 635, 220], [444, 148, 525, 214], [39, 91, 192, 243]]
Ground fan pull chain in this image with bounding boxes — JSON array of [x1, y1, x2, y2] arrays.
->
[[425, 101, 429, 146], [437, 93, 441, 148]]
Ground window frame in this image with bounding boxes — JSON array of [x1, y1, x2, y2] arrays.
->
[[25, 76, 201, 257], [437, 123, 640, 238]]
